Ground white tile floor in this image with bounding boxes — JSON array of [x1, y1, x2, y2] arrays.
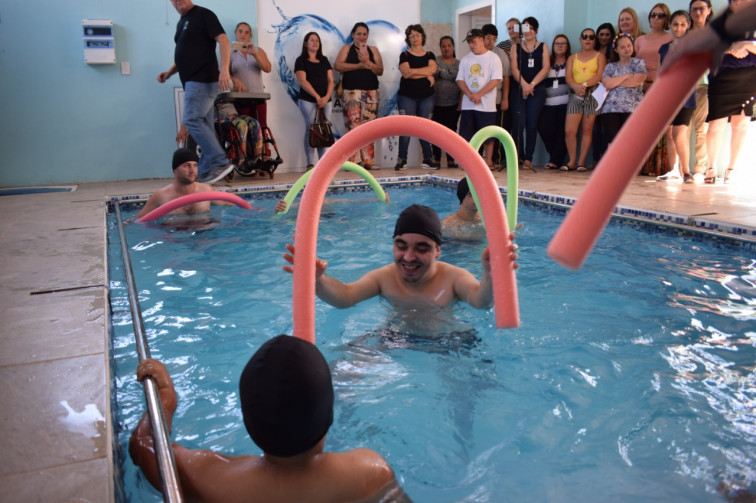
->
[[0, 164, 754, 501]]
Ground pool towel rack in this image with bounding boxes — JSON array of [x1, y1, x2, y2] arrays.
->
[[115, 203, 183, 502]]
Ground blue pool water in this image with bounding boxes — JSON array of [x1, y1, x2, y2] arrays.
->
[[108, 183, 756, 502]]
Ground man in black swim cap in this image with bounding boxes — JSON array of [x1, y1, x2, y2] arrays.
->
[[283, 204, 517, 310], [440, 178, 486, 240], [130, 335, 407, 502], [135, 148, 233, 220]]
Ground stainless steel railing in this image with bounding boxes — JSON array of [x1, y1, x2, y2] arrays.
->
[[115, 203, 183, 502]]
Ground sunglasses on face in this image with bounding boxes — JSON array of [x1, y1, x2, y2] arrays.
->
[[650, 12, 666, 19], [581, 33, 596, 40]]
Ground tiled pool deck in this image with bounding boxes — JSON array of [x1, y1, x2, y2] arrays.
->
[[0, 165, 754, 501]]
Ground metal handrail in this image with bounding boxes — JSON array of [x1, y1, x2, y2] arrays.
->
[[115, 203, 183, 502]]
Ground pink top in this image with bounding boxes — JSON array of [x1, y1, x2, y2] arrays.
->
[[634, 32, 673, 83]]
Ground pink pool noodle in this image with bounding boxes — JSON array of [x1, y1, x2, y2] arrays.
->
[[136, 191, 252, 223], [547, 53, 709, 269], [292, 115, 519, 343]]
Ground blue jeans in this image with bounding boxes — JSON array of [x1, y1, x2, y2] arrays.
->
[[297, 99, 333, 166], [397, 94, 434, 160], [510, 85, 546, 162], [183, 81, 228, 176]]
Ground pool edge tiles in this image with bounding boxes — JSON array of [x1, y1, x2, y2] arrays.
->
[[105, 175, 756, 244]]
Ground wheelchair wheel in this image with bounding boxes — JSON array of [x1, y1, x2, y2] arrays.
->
[[186, 135, 202, 158]]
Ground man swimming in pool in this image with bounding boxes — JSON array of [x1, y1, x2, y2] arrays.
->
[[440, 178, 486, 241], [130, 335, 409, 502], [135, 148, 232, 219], [283, 204, 517, 311]]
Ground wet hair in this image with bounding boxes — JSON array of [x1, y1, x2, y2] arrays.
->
[[617, 7, 643, 39], [394, 204, 442, 245], [239, 335, 334, 458], [595, 22, 616, 58], [689, 0, 713, 23], [522, 16, 539, 33], [405, 24, 426, 46], [550, 34, 571, 62], [439, 35, 456, 58], [351, 22, 369, 36], [610, 33, 636, 62], [300, 31, 324, 61], [649, 3, 672, 30]]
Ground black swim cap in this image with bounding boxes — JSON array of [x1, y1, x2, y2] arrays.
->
[[172, 148, 199, 170], [457, 177, 470, 204], [393, 204, 442, 245], [239, 335, 334, 457]]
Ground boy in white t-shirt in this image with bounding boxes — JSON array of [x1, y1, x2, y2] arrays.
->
[[456, 28, 503, 168]]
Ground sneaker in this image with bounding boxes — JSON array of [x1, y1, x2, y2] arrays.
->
[[198, 163, 235, 184], [394, 158, 407, 171], [657, 170, 682, 182], [683, 173, 695, 184], [421, 158, 440, 170]]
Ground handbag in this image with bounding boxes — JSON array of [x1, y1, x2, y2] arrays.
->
[[308, 107, 335, 149]]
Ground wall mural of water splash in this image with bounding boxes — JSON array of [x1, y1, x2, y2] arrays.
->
[[259, 0, 418, 169]]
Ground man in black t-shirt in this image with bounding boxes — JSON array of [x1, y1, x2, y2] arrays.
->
[[158, 0, 234, 184]]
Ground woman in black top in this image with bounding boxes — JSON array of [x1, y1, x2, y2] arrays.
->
[[395, 24, 438, 170], [334, 22, 384, 170], [295, 32, 334, 169]]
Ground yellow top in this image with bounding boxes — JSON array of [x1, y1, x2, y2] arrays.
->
[[572, 52, 599, 84]]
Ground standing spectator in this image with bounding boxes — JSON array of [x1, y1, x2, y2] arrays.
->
[[510, 17, 550, 171], [635, 3, 674, 176], [562, 28, 606, 172], [482, 24, 511, 168], [657, 11, 697, 183], [600, 33, 647, 145], [456, 29, 503, 170], [334, 22, 384, 170], [431, 36, 461, 168], [592, 22, 617, 167], [157, 0, 235, 184], [395, 24, 437, 170], [294, 32, 334, 170], [539, 34, 571, 170], [689, 0, 714, 178], [230, 22, 271, 125], [500, 18, 522, 55], [704, 0, 756, 184], [618, 7, 644, 40]]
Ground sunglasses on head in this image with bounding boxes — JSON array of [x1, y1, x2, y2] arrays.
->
[[650, 12, 666, 19], [581, 33, 596, 40]]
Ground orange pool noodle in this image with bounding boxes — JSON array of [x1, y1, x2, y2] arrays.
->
[[292, 116, 519, 343], [547, 53, 710, 269]]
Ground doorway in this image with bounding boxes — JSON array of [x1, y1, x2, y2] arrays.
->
[[455, 0, 494, 59]]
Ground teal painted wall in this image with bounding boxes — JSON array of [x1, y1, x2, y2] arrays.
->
[[0, 0, 729, 186]]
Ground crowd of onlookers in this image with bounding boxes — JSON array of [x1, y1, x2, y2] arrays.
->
[[168, 0, 753, 185]]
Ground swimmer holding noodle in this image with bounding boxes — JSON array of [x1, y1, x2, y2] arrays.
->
[[283, 204, 517, 312], [130, 335, 410, 502], [135, 149, 234, 220]]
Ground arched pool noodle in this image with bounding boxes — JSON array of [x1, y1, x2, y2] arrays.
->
[[136, 191, 253, 223], [292, 115, 519, 343], [469, 126, 519, 230], [278, 161, 388, 214], [547, 53, 710, 269]]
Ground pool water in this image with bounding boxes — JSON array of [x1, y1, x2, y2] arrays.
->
[[108, 183, 756, 502]]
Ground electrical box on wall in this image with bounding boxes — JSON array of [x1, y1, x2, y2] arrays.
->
[[82, 19, 115, 64]]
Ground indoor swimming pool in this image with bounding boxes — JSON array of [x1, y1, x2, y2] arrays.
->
[[108, 181, 756, 502]]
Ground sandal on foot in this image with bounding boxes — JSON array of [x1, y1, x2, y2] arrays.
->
[[724, 168, 734, 184], [559, 164, 575, 171], [576, 166, 587, 172], [545, 163, 558, 170], [704, 168, 716, 184]]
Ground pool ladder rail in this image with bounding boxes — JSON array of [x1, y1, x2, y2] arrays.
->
[[115, 203, 183, 502]]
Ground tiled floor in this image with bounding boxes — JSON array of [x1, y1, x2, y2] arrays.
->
[[0, 164, 754, 502]]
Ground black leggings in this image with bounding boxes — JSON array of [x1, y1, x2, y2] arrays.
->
[[431, 104, 460, 163], [601, 112, 631, 145]]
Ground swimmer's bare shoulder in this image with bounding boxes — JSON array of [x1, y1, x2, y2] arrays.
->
[[172, 446, 409, 502]]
